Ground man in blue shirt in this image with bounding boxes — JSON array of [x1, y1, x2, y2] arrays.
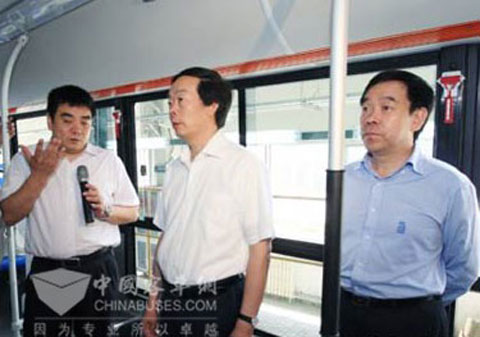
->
[[340, 70, 480, 337]]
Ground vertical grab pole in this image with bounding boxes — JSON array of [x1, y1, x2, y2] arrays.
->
[[2, 34, 29, 337], [320, 0, 349, 336]]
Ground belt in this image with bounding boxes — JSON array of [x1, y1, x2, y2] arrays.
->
[[33, 246, 114, 268], [342, 289, 441, 308], [163, 273, 245, 298]]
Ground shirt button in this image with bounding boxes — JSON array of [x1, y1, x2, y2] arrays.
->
[[365, 235, 371, 240], [371, 208, 376, 212]]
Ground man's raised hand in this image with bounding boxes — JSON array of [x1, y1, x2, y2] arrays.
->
[[21, 138, 65, 180]]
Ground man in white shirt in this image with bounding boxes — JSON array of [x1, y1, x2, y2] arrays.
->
[[0, 85, 139, 337], [143, 67, 274, 337], [0, 119, 15, 258]]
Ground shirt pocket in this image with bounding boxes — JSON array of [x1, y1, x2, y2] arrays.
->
[[377, 213, 442, 265]]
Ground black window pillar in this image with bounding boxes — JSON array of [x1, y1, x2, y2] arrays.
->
[[114, 98, 138, 278], [435, 44, 480, 183], [434, 43, 480, 337]]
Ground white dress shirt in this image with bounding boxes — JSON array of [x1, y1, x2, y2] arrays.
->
[[154, 131, 274, 285], [0, 143, 139, 259]]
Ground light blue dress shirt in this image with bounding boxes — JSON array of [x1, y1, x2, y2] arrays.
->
[[341, 147, 480, 303]]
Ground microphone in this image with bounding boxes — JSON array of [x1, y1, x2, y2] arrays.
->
[[77, 165, 94, 224]]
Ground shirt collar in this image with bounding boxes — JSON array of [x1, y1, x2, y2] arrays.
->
[[179, 130, 227, 165], [44, 142, 98, 161], [407, 145, 425, 175], [358, 145, 425, 177], [83, 143, 101, 157], [202, 130, 228, 158]]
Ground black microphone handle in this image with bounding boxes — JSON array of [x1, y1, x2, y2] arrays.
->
[[80, 181, 94, 223]]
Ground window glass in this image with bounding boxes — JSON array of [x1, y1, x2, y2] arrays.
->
[[15, 107, 117, 151], [258, 254, 322, 337], [455, 291, 480, 337], [246, 65, 437, 244], [16, 116, 50, 146], [90, 106, 117, 152], [134, 98, 182, 221], [135, 228, 161, 290]]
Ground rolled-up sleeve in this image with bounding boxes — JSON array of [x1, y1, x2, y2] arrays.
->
[[112, 156, 140, 207], [240, 155, 275, 244], [1, 152, 29, 202]]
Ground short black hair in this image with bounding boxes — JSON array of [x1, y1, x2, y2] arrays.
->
[[47, 85, 95, 119], [360, 70, 434, 141], [172, 67, 232, 128]]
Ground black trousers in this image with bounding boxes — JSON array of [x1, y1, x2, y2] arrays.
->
[[23, 247, 119, 337], [156, 275, 245, 337], [340, 290, 448, 337]]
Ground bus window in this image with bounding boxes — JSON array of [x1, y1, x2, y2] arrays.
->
[[90, 106, 117, 152], [245, 64, 437, 336]]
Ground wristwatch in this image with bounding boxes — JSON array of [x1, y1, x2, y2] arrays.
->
[[238, 313, 259, 327], [99, 202, 112, 220]]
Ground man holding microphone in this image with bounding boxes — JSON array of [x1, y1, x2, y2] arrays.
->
[[1, 85, 139, 337]]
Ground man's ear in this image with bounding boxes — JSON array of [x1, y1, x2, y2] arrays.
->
[[207, 102, 218, 119], [47, 115, 53, 131], [411, 107, 428, 133]]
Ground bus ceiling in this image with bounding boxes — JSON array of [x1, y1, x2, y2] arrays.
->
[[0, 0, 95, 44]]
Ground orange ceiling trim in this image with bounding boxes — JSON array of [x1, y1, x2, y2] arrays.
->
[[16, 20, 480, 108], [347, 20, 480, 56], [92, 77, 173, 99], [89, 20, 479, 101], [217, 20, 480, 77]]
